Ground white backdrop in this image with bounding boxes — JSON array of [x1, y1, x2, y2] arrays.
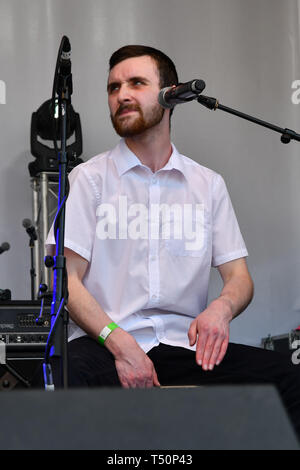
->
[[1, 0, 300, 346]]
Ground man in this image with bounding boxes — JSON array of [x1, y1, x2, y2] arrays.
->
[[47, 45, 300, 436]]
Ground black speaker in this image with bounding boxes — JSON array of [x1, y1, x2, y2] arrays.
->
[[0, 385, 298, 450]]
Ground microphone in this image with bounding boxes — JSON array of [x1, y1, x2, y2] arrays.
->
[[22, 219, 38, 241], [0, 242, 10, 254], [59, 36, 71, 77], [54, 36, 73, 100], [158, 79, 206, 109]]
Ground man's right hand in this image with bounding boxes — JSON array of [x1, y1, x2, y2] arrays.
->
[[63, 248, 160, 388], [105, 328, 160, 388]]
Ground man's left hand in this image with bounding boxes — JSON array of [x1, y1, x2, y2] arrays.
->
[[188, 298, 232, 371]]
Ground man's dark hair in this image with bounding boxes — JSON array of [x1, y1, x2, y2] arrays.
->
[[109, 45, 178, 122], [109, 45, 179, 90]]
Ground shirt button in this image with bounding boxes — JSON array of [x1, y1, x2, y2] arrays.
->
[[151, 294, 157, 299], [152, 177, 157, 184], [150, 255, 156, 261]]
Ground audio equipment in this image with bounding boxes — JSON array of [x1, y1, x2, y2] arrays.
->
[[0, 301, 50, 390], [158, 79, 206, 108], [262, 330, 300, 353], [0, 300, 50, 349]]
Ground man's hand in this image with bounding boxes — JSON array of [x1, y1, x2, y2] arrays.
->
[[63, 248, 161, 388], [188, 258, 254, 371], [188, 298, 231, 371], [106, 328, 161, 388]]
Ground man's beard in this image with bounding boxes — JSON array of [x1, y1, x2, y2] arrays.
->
[[110, 102, 164, 138]]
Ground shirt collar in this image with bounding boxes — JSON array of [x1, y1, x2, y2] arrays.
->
[[111, 139, 187, 179]]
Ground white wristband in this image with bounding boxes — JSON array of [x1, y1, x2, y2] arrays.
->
[[98, 322, 119, 345]]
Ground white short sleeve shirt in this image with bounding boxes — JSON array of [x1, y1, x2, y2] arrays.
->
[[46, 139, 248, 352]]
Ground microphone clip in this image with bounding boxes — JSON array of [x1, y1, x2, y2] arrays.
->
[[57, 72, 73, 101]]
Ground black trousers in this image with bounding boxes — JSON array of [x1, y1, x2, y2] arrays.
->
[[65, 336, 300, 439]]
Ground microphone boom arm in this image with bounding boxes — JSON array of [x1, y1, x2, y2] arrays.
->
[[197, 95, 300, 144]]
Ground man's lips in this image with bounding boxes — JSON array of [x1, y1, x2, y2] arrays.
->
[[116, 106, 139, 117], [119, 110, 136, 116]]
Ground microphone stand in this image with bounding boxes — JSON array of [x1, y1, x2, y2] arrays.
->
[[197, 95, 300, 144], [197, 96, 300, 330], [43, 36, 72, 391], [29, 237, 36, 301], [197, 95, 300, 329]]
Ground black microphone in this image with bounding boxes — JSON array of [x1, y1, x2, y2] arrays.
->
[[22, 219, 38, 241], [59, 36, 72, 77], [0, 242, 10, 254], [55, 36, 73, 99], [158, 79, 206, 109]]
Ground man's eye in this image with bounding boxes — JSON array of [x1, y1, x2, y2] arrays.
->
[[108, 85, 119, 93]]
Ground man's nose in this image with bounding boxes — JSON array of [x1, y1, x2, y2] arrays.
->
[[117, 84, 132, 103]]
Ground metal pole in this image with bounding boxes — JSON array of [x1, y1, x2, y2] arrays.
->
[[40, 173, 51, 291], [31, 177, 40, 299]]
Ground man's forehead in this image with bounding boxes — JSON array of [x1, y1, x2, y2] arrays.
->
[[108, 55, 159, 82]]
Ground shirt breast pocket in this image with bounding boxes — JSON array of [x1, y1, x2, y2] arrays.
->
[[162, 203, 208, 258]]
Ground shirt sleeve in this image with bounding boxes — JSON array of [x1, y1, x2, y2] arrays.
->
[[45, 165, 99, 262], [211, 173, 248, 267]]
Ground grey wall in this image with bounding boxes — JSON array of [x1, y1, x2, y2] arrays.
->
[[1, 0, 300, 346]]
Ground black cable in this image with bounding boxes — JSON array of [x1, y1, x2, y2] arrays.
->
[[44, 297, 65, 364]]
